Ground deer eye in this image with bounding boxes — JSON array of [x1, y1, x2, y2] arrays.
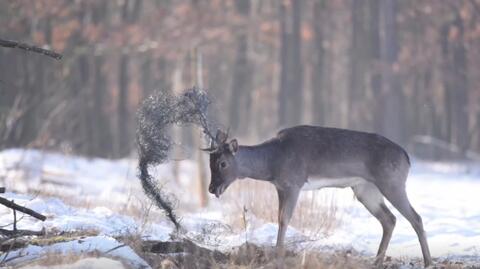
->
[[220, 161, 227, 169]]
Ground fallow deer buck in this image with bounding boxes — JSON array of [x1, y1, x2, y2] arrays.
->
[[203, 125, 432, 267]]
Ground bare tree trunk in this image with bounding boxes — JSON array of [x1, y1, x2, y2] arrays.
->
[[369, 0, 383, 134], [193, 48, 209, 207], [441, 12, 469, 156], [229, 29, 252, 135], [229, 0, 253, 136], [79, 54, 92, 155], [89, 2, 112, 157], [278, 0, 289, 127], [92, 55, 113, 157], [116, 54, 130, 157], [349, 0, 369, 130], [380, 0, 406, 145], [278, 0, 303, 127], [290, 0, 303, 125], [311, 0, 325, 126], [114, 0, 142, 157], [141, 54, 153, 99]]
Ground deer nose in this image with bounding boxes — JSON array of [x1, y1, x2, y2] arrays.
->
[[209, 184, 215, 194]]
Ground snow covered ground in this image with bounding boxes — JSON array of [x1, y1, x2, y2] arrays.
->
[[0, 148, 479, 267], [1, 235, 150, 269]]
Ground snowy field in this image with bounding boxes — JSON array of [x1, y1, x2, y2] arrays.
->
[[0, 148, 479, 268]]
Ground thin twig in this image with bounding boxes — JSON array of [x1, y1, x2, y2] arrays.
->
[[242, 205, 248, 245], [0, 215, 25, 228], [104, 243, 127, 254], [12, 207, 16, 231], [0, 39, 62, 60], [1, 253, 27, 265]]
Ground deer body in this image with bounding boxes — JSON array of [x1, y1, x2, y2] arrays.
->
[[207, 125, 432, 267]]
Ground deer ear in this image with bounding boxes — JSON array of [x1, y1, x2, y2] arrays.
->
[[229, 139, 238, 154], [216, 129, 228, 144]]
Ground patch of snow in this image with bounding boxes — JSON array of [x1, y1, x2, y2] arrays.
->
[[295, 160, 480, 264], [20, 257, 127, 269], [1, 148, 480, 266], [0, 236, 150, 268], [0, 192, 160, 237]]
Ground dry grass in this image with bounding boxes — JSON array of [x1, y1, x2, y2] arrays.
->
[[134, 240, 372, 269], [216, 243, 372, 269], [3, 223, 477, 269], [221, 179, 341, 237], [29, 229, 100, 245], [127, 239, 480, 269]]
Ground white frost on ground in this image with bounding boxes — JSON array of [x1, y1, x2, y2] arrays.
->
[[1, 149, 479, 267]]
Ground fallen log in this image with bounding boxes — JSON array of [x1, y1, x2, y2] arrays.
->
[[0, 228, 45, 237]]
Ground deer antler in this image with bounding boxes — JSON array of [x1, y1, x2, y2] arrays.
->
[[215, 129, 228, 144], [200, 139, 217, 152]]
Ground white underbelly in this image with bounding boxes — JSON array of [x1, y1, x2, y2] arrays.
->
[[301, 177, 366, 191]]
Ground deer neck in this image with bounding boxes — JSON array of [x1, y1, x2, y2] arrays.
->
[[235, 144, 274, 181]]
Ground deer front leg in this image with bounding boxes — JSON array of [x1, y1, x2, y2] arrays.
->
[[275, 187, 300, 261]]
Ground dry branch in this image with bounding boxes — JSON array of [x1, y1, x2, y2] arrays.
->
[[0, 197, 46, 221], [137, 88, 217, 230], [0, 38, 62, 60]]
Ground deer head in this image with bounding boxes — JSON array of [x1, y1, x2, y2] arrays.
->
[[202, 129, 239, 198]]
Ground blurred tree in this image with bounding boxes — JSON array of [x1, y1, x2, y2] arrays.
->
[[349, 0, 369, 130], [229, 0, 252, 136], [311, 0, 326, 126], [279, 0, 303, 127], [0, 0, 479, 160], [370, 0, 383, 135], [380, 0, 406, 145], [441, 6, 469, 156]]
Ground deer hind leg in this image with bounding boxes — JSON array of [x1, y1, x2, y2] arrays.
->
[[353, 182, 396, 267], [377, 177, 432, 268], [275, 187, 300, 262]]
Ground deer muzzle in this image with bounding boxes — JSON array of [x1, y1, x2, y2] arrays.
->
[[209, 183, 226, 198]]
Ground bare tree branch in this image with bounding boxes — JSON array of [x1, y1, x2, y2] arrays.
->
[[0, 197, 46, 221], [0, 38, 62, 60]]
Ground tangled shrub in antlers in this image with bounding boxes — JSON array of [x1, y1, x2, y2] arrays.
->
[[136, 87, 219, 229]]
